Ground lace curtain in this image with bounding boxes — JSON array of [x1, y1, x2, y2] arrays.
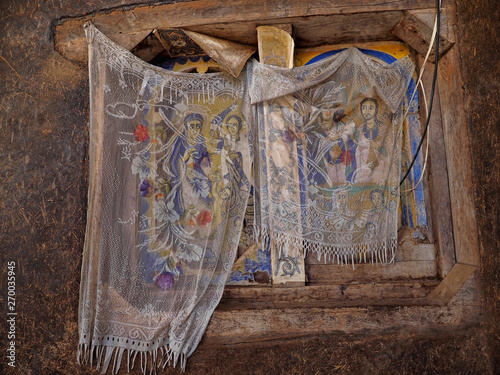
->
[[247, 49, 414, 265], [79, 24, 413, 373], [79, 24, 251, 373]]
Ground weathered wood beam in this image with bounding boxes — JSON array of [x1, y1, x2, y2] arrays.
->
[[205, 303, 480, 346], [53, 0, 453, 64], [220, 281, 439, 309], [306, 260, 437, 284], [424, 263, 478, 305], [392, 11, 454, 62], [418, 54, 456, 277], [436, 8, 480, 266]]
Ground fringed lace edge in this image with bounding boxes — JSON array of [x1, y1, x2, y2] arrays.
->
[[259, 227, 397, 269], [77, 342, 188, 375]]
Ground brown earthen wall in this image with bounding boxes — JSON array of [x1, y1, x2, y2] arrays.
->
[[0, 0, 498, 374], [455, 0, 500, 371]]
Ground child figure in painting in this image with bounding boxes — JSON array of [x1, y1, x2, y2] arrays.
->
[[323, 119, 357, 184], [354, 98, 389, 183]]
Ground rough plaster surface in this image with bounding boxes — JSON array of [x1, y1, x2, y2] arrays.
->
[[455, 0, 500, 371]]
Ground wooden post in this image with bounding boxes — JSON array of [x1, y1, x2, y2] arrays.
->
[[417, 54, 456, 277], [435, 10, 479, 267]]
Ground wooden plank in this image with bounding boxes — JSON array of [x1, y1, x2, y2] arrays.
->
[[306, 260, 437, 284], [54, 0, 453, 64], [448, 269, 480, 307], [409, 8, 456, 43], [186, 12, 405, 49], [425, 263, 477, 305], [56, 27, 151, 66], [220, 281, 439, 309], [417, 54, 456, 277], [396, 242, 435, 262], [392, 11, 454, 62], [205, 303, 480, 346], [436, 9, 480, 266]]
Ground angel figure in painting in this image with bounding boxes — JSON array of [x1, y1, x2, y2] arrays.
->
[[354, 98, 389, 183]]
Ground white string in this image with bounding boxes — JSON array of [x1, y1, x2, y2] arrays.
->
[[401, 8, 439, 193], [403, 14, 438, 119], [401, 79, 430, 193]]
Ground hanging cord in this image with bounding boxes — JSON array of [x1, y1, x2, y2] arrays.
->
[[400, 0, 441, 186], [401, 79, 429, 192]]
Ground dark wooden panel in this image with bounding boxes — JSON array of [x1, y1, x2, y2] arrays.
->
[[425, 264, 478, 305], [392, 11, 454, 62]]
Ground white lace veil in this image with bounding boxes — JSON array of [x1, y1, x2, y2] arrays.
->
[[79, 23, 251, 372], [246, 49, 414, 265]]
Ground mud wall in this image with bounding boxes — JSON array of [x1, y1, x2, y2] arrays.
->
[[455, 0, 500, 371]]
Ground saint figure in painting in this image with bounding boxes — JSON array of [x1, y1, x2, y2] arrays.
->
[[330, 189, 357, 231], [354, 98, 389, 183], [224, 114, 243, 142], [365, 188, 391, 235]]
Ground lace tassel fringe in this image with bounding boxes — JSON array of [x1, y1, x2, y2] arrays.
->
[[78, 343, 188, 374], [259, 227, 397, 269]]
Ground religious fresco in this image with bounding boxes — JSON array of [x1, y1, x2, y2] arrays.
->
[[295, 43, 428, 231], [153, 41, 428, 286]]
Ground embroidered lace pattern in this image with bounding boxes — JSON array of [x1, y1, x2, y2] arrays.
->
[[247, 49, 414, 264], [79, 24, 251, 372]]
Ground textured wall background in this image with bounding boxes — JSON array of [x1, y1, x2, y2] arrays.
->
[[455, 0, 500, 371], [0, 0, 498, 374]]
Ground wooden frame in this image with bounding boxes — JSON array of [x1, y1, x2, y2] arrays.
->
[[55, 0, 480, 343]]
